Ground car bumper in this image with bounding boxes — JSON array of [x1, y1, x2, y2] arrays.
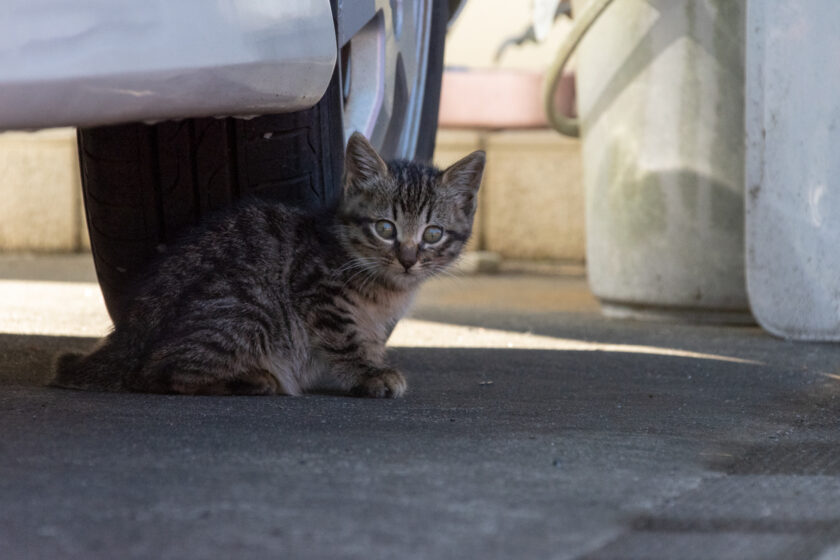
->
[[0, 0, 337, 130]]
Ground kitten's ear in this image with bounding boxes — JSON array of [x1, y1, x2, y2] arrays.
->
[[441, 150, 486, 194], [345, 132, 387, 185]]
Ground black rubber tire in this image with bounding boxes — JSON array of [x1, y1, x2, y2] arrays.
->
[[414, 0, 448, 162], [77, 0, 447, 324]]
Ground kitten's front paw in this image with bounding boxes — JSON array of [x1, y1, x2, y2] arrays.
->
[[351, 368, 407, 398]]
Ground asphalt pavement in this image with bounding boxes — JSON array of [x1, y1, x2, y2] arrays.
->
[[2, 254, 840, 560]]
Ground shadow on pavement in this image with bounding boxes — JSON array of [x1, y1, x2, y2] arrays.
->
[[4, 311, 840, 558], [0, 333, 96, 387]]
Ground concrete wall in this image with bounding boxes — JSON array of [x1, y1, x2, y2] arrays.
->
[[434, 130, 584, 261], [0, 129, 87, 252]]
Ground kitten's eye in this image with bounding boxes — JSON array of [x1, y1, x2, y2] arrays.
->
[[422, 226, 443, 244], [374, 220, 396, 240]]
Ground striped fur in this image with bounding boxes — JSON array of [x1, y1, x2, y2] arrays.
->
[[52, 133, 485, 397]]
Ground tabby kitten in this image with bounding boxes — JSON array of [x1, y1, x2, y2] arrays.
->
[[52, 133, 485, 397]]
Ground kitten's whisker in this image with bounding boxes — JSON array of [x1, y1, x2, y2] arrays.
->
[[340, 259, 381, 291], [343, 268, 371, 289], [334, 257, 378, 276], [427, 265, 462, 284], [358, 267, 382, 295], [334, 257, 379, 283]]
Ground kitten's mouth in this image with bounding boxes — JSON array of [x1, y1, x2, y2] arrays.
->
[[392, 266, 419, 279], [388, 261, 424, 280], [390, 262, 414, 275]]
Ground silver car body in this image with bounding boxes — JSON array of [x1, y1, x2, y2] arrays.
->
[[0, 0, 337, 130]]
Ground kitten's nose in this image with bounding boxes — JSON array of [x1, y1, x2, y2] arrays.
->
[[397, 244, 418, 271]]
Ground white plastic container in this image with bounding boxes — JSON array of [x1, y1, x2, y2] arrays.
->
[[745, 1, 840, 340], [549, 0, 750, 323]]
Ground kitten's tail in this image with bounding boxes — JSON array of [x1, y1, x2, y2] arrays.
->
[[51, 337, 132, 392]]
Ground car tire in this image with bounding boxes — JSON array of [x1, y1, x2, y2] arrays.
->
[[78, 0, 447, 324]]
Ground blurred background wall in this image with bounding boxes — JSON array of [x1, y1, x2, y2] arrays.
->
[[435, 0, 584, 262]]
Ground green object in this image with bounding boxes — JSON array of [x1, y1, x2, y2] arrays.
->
[[543, 0, 614, 137]]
